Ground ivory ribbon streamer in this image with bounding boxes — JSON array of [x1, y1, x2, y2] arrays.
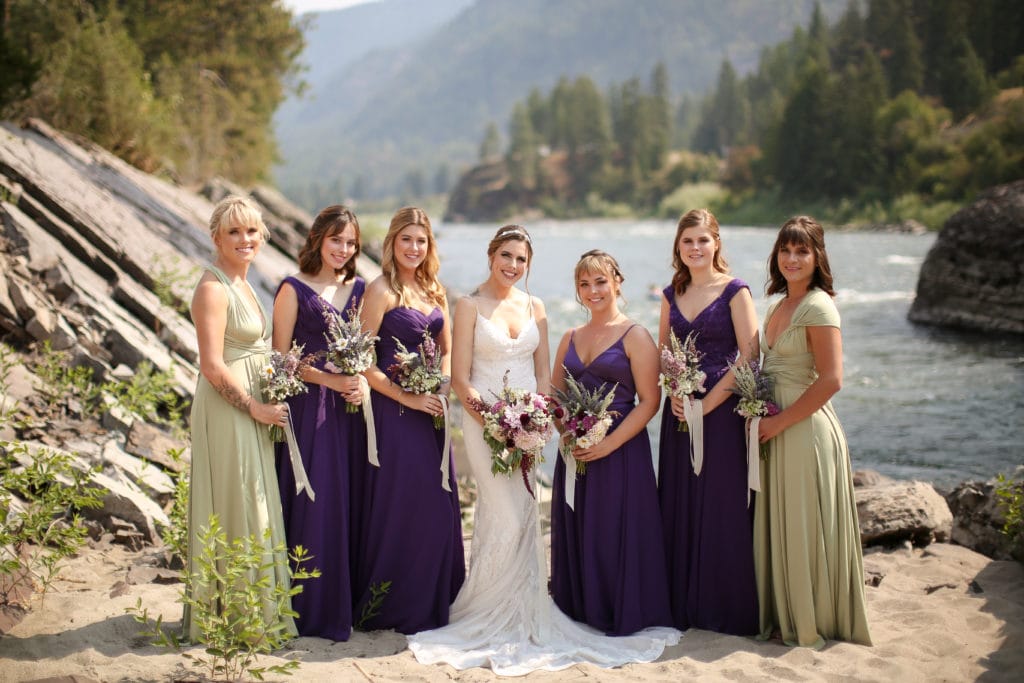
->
[[561, 438, 577, 511], [359, 375, 379, 467], [682, 396, 704, 476], [283, 413, 315, 501], [439, 395, 452, 492], [746, 416, 762, 507]]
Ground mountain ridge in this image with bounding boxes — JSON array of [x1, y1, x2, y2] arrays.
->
[[274, 0, 847, 205]]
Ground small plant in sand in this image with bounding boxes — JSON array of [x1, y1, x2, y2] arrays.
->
[[159, 447, 190, 566], [994, 471, 1024, 561], [128, 514, 319, 681], [0, 441, 103, 607], [354, 579, 393, 631]]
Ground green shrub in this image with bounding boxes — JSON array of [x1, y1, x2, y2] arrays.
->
[[159, 448, 189, 565], [128, 514, 319, 681], [0, 441, 103, 606], [32, 343, 187, 428], [994, 472, 1024, 561]]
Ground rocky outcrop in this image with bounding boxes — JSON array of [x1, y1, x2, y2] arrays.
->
[[945, 472, 1024, 562], [0, 118, 381, 399], [909, 180, 1024, 335], [0, 117, 389, 562]]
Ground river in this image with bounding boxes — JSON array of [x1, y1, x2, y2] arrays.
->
[[435, 219, 1024, 488]]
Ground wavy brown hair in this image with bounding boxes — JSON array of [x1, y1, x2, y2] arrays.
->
[[766, 215, 836, 296], [297, 205, 360, 283], [671, 208, 728, 295], [381, 206, 446, 307]]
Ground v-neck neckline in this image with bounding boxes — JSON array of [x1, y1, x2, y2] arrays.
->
[[672, 279, 731, 324], [288, 275, 357, 315]]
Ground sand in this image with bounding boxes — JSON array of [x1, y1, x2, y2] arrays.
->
[[0, 539, 1021, 682]]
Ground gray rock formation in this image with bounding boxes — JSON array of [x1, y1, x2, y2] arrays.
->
[[909, 180, 1024, 335], [0, 117, 388, 558], [945, 472, 1024, 562], [856, 480, 954, 546]]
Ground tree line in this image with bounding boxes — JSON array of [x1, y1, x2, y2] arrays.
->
[[0, 0, 305, 185], [477, 0, 1023, 220]]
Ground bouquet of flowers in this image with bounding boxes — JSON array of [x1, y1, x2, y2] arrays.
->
[[261, 341, 310, 441], [659, 330, 706, 431], [465, 371, 556, 498], [322, 302, 379, 412], [727, 356, 780, 459], [387, 328, 447, 428], [551, 370, 618, 475]]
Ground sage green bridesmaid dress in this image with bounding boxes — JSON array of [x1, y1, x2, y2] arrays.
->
[[753, 288, 871, 649], [183, 266, 296, 642]]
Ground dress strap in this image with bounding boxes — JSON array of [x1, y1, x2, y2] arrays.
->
[[616, 323, 639, 345], [206, 265, 231, 287]]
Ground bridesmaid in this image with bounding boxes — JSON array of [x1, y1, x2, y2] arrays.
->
[[271, 205, 366, 641], [353, 206, 465, 634], [550, 249, 674, 636], [754, 216, 872, 648], [657, 208, 759, 635], [185, 195, 295, 642]]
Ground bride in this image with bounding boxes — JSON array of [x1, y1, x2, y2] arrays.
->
[[407, 225, 680, 675]]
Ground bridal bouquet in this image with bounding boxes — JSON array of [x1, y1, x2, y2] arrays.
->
[[551, 370, 618, 476], [261, 341, 310, 441], [659, 330, 706, 432], [387, 328, 447, 428], [465, 371, 556, 498], [322, 302, 378, 412], [727, 356, 779, 460]]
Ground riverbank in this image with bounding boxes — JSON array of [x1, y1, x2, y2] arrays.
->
[[1, 528, 1022, 682]]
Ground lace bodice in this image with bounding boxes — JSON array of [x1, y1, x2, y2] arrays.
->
[[470, 312, 540, 397]]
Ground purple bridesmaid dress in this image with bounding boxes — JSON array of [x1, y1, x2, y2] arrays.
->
[[350, 306, 465, 634], [275, 275, 366, 641], [657, 279, 758, 635], [550, 326, 674, 636]]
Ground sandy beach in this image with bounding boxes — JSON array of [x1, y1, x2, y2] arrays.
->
[[0, 536, 1021, 682]]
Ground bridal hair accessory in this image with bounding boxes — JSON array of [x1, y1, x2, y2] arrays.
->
[[498, 225, 531, 243]]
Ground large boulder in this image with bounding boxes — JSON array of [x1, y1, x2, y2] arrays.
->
[[857, 480, 954, 546], [909, 180, 1024, 335]]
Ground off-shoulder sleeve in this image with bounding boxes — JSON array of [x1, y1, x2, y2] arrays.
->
[[794, 289, 840, 329]]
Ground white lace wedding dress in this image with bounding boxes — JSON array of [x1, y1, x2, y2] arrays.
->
[[407, 311, 681, 676]]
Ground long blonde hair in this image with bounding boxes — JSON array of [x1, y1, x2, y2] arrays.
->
[[381, 206, 446, 307]]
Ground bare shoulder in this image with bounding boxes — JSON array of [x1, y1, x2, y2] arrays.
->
[[529, 294, 547, 316], [193, 272, 227, 305], [623, 320, 656, 351]]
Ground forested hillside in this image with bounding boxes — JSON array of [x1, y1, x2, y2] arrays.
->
[[0, 1, 304, 185], [274, 0, 848, 207], [447, 0, 1024, 225]]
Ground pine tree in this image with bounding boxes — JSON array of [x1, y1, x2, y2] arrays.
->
[[644, 62, 673, 173], [943, 35, 995, 119], [506, 103, 539, 192], [479, 122, 502, 162], [774, 64, 832, 198]]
